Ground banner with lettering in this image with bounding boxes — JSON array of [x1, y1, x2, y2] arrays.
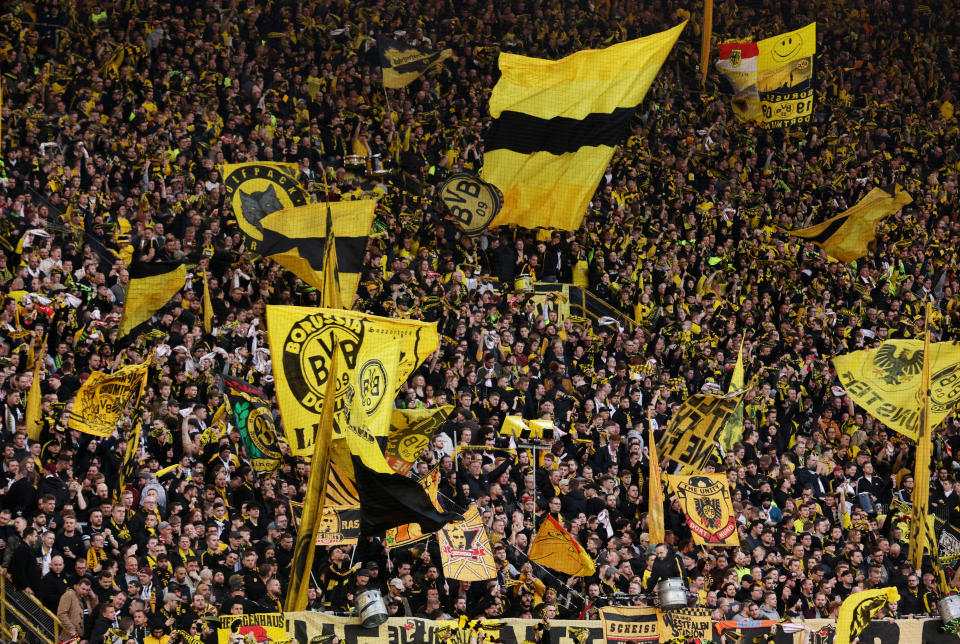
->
[[217, 614, 289, 644], [666, 473, 739, 546], [656, 607, 711, 643], [656, 391, 745, 472], [598, 606, 659, 643]]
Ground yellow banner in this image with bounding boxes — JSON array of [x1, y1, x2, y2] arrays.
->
[[647, 423, 665, 545], [666, 473, 739, 546], [439, 505, 496, 582], [68, 362, 149, 437], [528, 514, 596, 577], [385, 406, 451, 475], [835, 588, 899, 644], [656, 391, 744, 471], [24, 336, 45, 441], [217, 614, 288, 644], [598, 606, 659, 643], [265, 306, 438, 456], [833, 338, 960, 440], [656, 607, 711, 643]]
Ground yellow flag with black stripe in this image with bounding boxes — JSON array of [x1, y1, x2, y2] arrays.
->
[[377, 36, 453, 89], [528, 514, 596, 576], [118, 262, 186, 337], [833, 337, 960, 441], [258, 201, 375, 308], [781, 188, 912, 263], [265, 305, 439, 456], [481, 22, 685, 230], [68, 362, 150, 437], [835, 587, 899, 644]]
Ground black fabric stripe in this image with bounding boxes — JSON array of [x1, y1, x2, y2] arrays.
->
[[795, 215, 849, 244], [128, 261, 184, 280], [259, 231, 366, 274], [485, 107, 636, 155]]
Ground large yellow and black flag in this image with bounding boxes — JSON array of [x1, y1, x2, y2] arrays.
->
[[377, 35, 453, 89], [781, 187, 912, 263], [656, 390, 745, 472], [833, 337, 960, 441], [327, 344, 461, 536], [264, 305, 439, 456], [835, 587, 899, 644], [220, 162, 309, 255], [528, 514, 596, 576], [481, 22, 685, 231], [118, 262, 186, 337], [258, 201, 376, 308]]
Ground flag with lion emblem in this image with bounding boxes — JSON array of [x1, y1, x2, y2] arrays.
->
[[666, 473, 739, 546], [833, 338, 960, 440], [438, 504, 496, 582]]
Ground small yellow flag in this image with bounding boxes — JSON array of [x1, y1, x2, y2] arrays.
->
[[528, 514, 596, 576], [25, 335, 46, 442], [202, 269, 213, 333]]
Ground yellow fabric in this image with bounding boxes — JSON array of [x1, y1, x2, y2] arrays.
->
[[118, 264, 187, 337], [68, 362, 149, 437], [835, 587, 899, 644], [379, 40, 453, 89], [782, 188, 912, 263], [24, 336, 45, 441], [909, 307, 934, 571], [265, 305, 438, 456], [320, 206, 344, 309], [482, 22, 686, 230], [285, 350, 338, 612], [202, 269, 213, 333], [833, 337, 960, 441], [718, 336, 746, 452], [528, 514, 596, 576], [385, 406, 452, 475], [439, 504, 497, 582]]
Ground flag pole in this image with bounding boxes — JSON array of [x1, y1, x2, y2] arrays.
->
[[908, 304, 933, 573]]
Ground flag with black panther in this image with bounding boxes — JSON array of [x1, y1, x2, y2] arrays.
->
[[377, 35, 453, 89], [666, 473, 739, 546], [222, 376, 282, 472], [221, 162, 309, 255]]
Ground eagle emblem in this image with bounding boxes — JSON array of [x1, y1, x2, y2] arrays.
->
[[872, 345, 924, 385], [695, 496, 722, 529], [730, 49, 742, 67]]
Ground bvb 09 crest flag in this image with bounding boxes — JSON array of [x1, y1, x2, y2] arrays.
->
[[439, 504, 497, 582], [68, 362, 150, 437], [481, 22, 685, 231], [221, 376, 282, 472], [833, 338, 960, 441], [385, 406, 451, 475], [716, 23, 815, 126], [265, 305, 438, 456], [666, 473, 739, 546]]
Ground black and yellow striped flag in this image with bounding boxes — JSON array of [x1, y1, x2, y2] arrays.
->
[[481, 22, 685, 230], [259, 201, 375, 308], [377, 35, 453, 89], [781, 188, 912, 263], [118, 262, 186, 337]]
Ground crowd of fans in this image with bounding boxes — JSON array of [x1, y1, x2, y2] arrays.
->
[[2, 0, 960, 641]]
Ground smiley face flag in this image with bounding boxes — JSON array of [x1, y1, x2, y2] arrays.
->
[[716, 23, 816, 127]]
